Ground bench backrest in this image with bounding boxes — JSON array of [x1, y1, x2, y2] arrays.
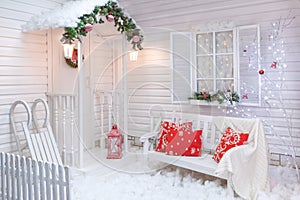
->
[[150, 113, 220, 153]]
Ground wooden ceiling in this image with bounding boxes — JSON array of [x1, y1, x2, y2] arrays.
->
[[118, 0, 299, 30]]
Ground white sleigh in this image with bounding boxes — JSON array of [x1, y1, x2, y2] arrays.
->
[[10, 99, 63, 165]]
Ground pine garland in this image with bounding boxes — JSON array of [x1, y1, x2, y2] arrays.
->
[[190, 90, 240, 105], [60, 1, 143, 50]]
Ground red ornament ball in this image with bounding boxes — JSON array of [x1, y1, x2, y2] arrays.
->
[[259, 69, 265, 75]]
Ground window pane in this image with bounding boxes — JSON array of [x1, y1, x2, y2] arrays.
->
[[216, 55, 233, 78], [216, 31, 233, 53], [197, 80, 213, 92], [197, 56, 213, 78], [216, 80, 234, 91], [197, 33, 213, 54]]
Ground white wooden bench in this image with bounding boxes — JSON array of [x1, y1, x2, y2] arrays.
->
[[140, 113, 270, 198]]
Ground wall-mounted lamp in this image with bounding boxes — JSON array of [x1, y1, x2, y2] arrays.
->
[[63, 40, 74, 59], [129, 50, 138, 62], [63, 40, 78, 68]]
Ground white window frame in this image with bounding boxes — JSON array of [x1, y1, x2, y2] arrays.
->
[[171, 24, 261, 106], [192, 28, 238, 95]]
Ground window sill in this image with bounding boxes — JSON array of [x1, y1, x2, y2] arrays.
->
[[189, 99, 238, 106]]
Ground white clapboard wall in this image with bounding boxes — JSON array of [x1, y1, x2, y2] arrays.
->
[[121, 0, 300, 165], [0, 0, 65, 153], [0, 152, 70, 200]]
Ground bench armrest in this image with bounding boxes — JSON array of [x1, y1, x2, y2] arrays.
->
[[140, 131, 158, 142], [140, 131, 159, 154]]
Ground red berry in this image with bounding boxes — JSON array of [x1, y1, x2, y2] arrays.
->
[[259, 69, 264, 75]]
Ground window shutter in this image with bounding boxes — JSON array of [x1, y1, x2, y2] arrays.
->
[[237, 25, 261, 106], [171, 32, 193, 103]]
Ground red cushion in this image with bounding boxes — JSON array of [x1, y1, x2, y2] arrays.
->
[[165, 129, 202, 156], [212, 127, 249, 163], [155, 121, 192, 152]]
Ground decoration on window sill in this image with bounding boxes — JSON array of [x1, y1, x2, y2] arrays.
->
[[189, 90, 240, 105], [60, 1, 143, 68]]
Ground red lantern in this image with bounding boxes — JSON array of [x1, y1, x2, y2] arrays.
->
[[107, 124, 122, 159]]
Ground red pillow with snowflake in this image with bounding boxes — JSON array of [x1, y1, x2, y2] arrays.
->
[[155, 121, 192, 152], [212, 127, 249, 163], [165, 129, 202, 156]]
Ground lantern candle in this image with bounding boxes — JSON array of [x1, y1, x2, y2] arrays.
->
[[107, 124, 122, 159]]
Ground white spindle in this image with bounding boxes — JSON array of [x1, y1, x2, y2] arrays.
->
[[15, 155, 21, 200], [115, 92, 120, 125], [32, 161, 38, 200], [62, 96, 67, 164], [27, 158, 32, 200], [21, 157, 27, 200], [54, 96, 59, 142], [100, 92, 105, 149], [52, 163, 57, 200], [44, 163, 51, 200], [59, 165, 64, 200], [38, 161, 45, 200], [10, 154, 16, 200], [65, 166, 70, 200], [5, 153, 10, 200], [70, 96, 75, 166], [108, 92, 113, 129], [1, 152, 5, 200]]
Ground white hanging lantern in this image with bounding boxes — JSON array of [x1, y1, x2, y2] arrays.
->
[[129, 50, 138, 62], [63, 40, 74, 59]]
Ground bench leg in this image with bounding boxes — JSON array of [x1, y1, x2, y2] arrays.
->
[[173, 167, 181, 186], [227, 177, 234, 198], [142, 140, 150, 172]]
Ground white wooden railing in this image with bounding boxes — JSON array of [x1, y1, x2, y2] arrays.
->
[[47, 94, 78, 167], [0, 152, 70, 200], [94, 90, 122, 149], [47, 91, 123, 167]]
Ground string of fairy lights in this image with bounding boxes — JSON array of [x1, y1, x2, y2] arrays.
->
[[216, 12, 299, 181]]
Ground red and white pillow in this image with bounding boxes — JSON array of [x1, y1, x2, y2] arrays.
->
[[212, 127, 249, 163], [165, 129, 202, 156], [155, 121, 202, 157], [155, 121, 192, 152]]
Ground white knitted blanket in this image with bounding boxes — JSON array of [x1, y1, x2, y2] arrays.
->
[[213, 117, 270, 200]]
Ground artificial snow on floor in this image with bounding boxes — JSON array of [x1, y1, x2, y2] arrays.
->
[[70, 149, 300, 200]]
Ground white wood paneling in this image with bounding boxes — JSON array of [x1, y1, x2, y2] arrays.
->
[[119, 0, 300, 165], [0, 0, 65, 153]]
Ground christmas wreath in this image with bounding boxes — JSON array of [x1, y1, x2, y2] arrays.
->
[[60, 1, 143, 68]]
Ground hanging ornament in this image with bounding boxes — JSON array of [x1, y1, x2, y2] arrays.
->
[[242, 49, 247, 57], [259, 69, 265, 75], [271, 61, 277, 69], [242, 93, 248, 99], [132, 35, 140, 43], [107, 14, 114, 22], [84, 23, 93, 32]]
